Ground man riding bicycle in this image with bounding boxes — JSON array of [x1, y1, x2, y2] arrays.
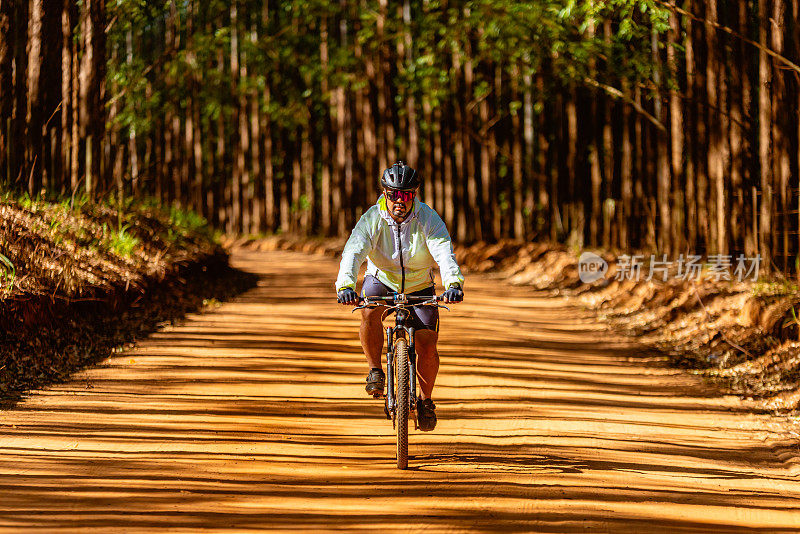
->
[[335, 161, 464, 431]]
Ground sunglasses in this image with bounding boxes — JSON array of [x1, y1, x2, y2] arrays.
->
[[385, 189, 415, 203]]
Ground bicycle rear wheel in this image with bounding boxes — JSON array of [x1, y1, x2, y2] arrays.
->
[[394, 337, 409, 469]]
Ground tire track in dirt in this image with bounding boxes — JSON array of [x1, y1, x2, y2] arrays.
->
[[0, 249, 798, 532]]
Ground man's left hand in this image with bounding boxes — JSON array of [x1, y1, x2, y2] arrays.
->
[[443, 285, 463, 303]]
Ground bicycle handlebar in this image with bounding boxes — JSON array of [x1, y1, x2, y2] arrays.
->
[[359, 295, 444, 303], [347, 293, 452, 312]]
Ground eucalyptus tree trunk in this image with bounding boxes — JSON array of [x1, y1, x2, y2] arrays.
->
[[125, 30, 138, 191], [734, 0, 752, 255], [12, 0, 28, 190], [510, 64, 523, 240], [377, 0, 394, 166], [229, 2, 242, 231], [68, 0, 79, 192], [652, 27, 670, 254], [237, 12, 251, 235], [667, 12, 684, 255], [248, 22, 262, 233], [693, 3, 708, 252], [450, 47, 466, 242], [705, 0, 725, 254], [522, 65, 534, 238], [260, 0, 274, 232], [356, 7, 376, 204], [758, 0, 772, 272], [0, 0, 13, 187], [683, 0, 697, 251], [319, 16, 332, 235], [620, 80, 633, 251], [42, 0, 62, 192], [23, 0, 44, 196], [401, 0, 418, 165], [770, 0, 789, 271]]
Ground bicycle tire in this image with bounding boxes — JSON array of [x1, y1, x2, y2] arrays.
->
[[394, 337, 409, 469]]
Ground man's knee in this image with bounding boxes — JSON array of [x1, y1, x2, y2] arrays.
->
[[415, 329, 439, 358]]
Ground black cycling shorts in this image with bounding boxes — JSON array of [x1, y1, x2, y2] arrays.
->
[[360, 274, 439, 332]]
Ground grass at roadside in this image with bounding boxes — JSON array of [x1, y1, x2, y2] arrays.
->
[[0, 192, 256, 403], [0, 192, 220, 300]]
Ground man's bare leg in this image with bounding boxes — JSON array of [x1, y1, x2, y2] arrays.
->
[[360, 306, 386, 369], [414, 329, 439, 399]]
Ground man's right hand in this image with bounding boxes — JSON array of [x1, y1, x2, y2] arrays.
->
[[337, 288, 359, 305]]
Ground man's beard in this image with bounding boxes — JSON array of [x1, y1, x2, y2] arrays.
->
[[392, 204, 407, 218]]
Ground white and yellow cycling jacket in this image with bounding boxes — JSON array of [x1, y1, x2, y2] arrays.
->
[[335, 195, 464, 294]]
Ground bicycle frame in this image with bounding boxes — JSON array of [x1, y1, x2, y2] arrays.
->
[[353, 294, 448, 426]]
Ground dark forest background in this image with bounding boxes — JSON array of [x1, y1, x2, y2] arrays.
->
[[2, 0, 800, 274]]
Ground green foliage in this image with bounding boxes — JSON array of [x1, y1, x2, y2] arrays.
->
[[168, 204, 210, 236], [103, 223, 141, 257], [0, 253, 15, 294], [752, 280, 799, 297], [105, 0, 671, 161]]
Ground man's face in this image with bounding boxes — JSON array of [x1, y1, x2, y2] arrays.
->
[[384, 188, 416, 220]]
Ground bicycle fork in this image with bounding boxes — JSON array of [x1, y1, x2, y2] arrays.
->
[[384, 325, 418, 425], [385, 327, 394, 420]]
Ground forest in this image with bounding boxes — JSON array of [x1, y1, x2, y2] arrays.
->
[[1, 0, 800, 275]]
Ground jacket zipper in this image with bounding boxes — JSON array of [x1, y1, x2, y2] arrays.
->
[[396, 222, 405, 293]]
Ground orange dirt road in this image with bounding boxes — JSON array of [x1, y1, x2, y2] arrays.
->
[[1, 249, 800, 533]]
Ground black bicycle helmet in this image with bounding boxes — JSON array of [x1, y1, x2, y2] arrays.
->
[[381, 161, 420, 190]]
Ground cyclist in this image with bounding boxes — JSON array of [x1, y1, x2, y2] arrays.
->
[[335, 161, 464, 431]]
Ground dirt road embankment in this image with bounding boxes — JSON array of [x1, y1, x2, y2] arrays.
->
[[0, 199, 255, 403], [1, 249, 798, 532]]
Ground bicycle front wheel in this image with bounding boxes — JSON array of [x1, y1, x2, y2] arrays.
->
[[394, 337, 409, 469]]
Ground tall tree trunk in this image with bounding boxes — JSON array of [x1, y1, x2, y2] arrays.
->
[[510, 64, 523, 240], [684, 0, 697, 252], [566, 90, 578, 241], [601, 21, 614, 249], [86, 0, 105, 196], [0, 0, 12, 187], [706, 0, 725, 255], [248, 26, 262, 233], [125, 29, 139, 191], [229, 2, 241, 231], [334, 83, 347, 234], [376, 0, 393, 167], [451, 50, 466, 242], [522, 65, 535, 238], [319, 16, 331, 235], [668, 10, 684, 255], [693, 3, 709, 252], [620, 80, 633, 251], [25, 0, 44, 194], [302, 124, 315, 233], [238, 15, 252, 234], [401, 0, 418, 165], [41, 0, 63, 193], [358, 7, 376, 204], [653, 27, 670, 254], [758, 0, 772, 272], [739, 0, 754, 256], [11, 0, 28, 189], [68, 0, 79, 193], [771, 0, 789, 271]]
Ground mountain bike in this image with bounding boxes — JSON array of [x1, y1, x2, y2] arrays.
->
[[352, 293, 449, 469]]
